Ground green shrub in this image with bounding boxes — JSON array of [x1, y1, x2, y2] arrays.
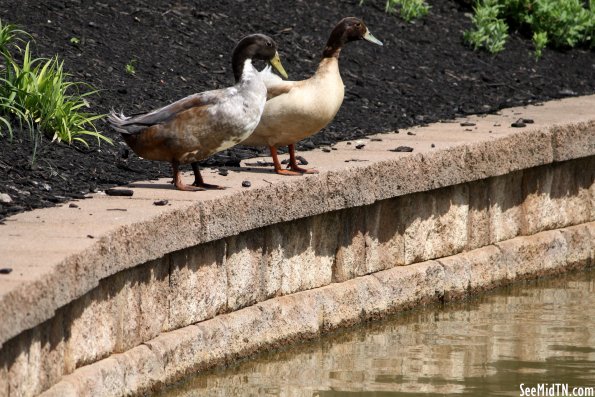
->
[[0, 19, 110, 146], [464, 0, 595, 56], [386, 0, 430, 22], [360, 0, 430, 22], [464, 0, 509, 53]]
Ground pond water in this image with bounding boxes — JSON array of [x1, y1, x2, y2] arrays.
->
[[158, 267, 595, 397]]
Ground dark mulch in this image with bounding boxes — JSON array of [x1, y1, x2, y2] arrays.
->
[[1, 0, 594, 220]]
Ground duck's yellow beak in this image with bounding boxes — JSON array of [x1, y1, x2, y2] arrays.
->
[[269, 51, 288, 79], [363, 29, 383, 46]]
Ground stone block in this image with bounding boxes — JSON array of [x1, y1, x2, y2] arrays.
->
[[373, 260, 445, 312], [438, 255, 471, 300], [400, 185, 469, 264], [168, 240, 227, 329], [467, 179, 490, 250], [116, 259, 169, 352], [225, 232, 266, 311], [365, 199, 406, 273], [253, 294, 321, 347], [522, 161, 592, 235], [39, 382, 78, 397], [466, 245, 508, 290], [488, 171, 524, 243], [551, 121, 595, 162], [112, 345, 163, 395], [264, 214, 335, 296], [144, 324, 206, 384], [559, 224, 593, 268], [333, 207, 367, 282], [496, 230, 568, 279]]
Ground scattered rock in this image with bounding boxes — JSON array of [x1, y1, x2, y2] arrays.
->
[[105, 188, 134, 196], [218, 169, 229, 176], [460, 121, 476, 127], [0, 193, 12, 204], [355, 144, 365, 149], [153, 200, 169, 206], [242, 180, 251, 188], [87, 235, 94, 239], [511, 119, 526, 128], [431, 143, 435, 148], [322, 148, 331, 153], [69, 203, 79, 208], [0, 268, 13, 275], [296, 156, 308, 165], [390, 146, 414, 152], [370, 138, 383, 142], [522, 118, 534, 124], [407, 131, 416, 136]]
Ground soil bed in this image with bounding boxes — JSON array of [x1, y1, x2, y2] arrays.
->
[[0, 0, 594, 220]]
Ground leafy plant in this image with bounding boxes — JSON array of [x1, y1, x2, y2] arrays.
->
[[464, 0, 509, 53], [69, 37, 80, 45], [0, 19, 110, 146], [360, 0, 430, 22], [386, 0, 430, 22], [125, 59, 136, 75], [464, 0, 595, 56], [532, 31, 547, 58]]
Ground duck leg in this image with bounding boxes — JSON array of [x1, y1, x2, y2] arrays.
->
[[191, 162, 225, 190], [172, 160, 205, 191], [270, 146, 300, 176], [288, 144, 318, 174]]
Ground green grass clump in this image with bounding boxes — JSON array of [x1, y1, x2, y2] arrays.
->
[[0, 19, 110, 146], [360, 0, 430, 22], [464, 0, 595, 56]]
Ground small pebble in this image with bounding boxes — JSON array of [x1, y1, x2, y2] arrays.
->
[[346, 142, 352, 145], [242, 180, 251, 188], [431, 143, 435, 148], [407, 131, 416, 136], [460, 121, 476, 127], [153, 200, 169, 206], [0, 268, 13, 275], [296, 156, 308, 165], [522, 118, 534, 124], [370, 138, 382, 142], [355, 144, 365, 149], [322, 148, 331, 153], [105, 188, 134, 197], [331, 147, 337, 151], [0, 193, 12, 204], [511, 118, 526, 128], [69, 203, 79, 208], [218, 169, 229, 176], [390, 146, 414, 152], [87, 235, 94, 239]]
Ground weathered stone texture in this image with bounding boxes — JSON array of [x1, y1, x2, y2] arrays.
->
[[3, 154, 594, 397], [168, 240, 227, 330]]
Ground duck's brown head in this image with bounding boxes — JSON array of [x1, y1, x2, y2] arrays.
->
[[323, 17, 383, 58], [232, 34, 288, 82]]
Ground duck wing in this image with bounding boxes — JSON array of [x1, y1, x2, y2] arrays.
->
[[108, 90, 222, 135]]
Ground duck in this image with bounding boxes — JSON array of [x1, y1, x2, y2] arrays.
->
[[240, 17, 382, 175], [108, 34, 288, 191]]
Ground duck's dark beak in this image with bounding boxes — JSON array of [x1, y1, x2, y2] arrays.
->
[[363, 29, 383, 46], [269, 51, 288, 79]]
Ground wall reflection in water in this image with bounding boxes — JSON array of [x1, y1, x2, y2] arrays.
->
[[159, 268, 595, 397]]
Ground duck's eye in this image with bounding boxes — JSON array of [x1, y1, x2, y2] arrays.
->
[[356, 22, 361, 27]]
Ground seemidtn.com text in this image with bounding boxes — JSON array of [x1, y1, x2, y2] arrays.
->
[[520, 384, 595, 397]]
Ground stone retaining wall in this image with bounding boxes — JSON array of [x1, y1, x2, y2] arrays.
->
[[1, 97, 594, 396]]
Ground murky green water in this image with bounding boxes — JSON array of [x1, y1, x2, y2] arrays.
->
[[158, 267, 595, 397]]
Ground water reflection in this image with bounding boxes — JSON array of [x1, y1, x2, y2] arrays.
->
[[159, 268, 595, 396]]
